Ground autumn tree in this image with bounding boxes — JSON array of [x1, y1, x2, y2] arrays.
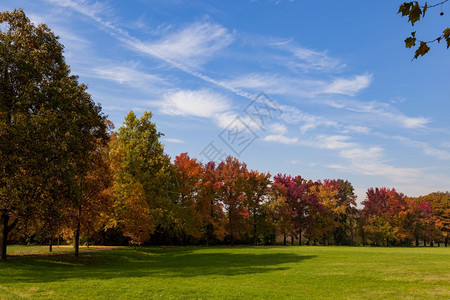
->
[[172, 153, 203, 243], [416, 192, 450, 246], [216, 156, 248, 244], [309, 181, 338, 245], [362, 188, 407, 246], [243, 169, 271, 245], [403, 197, 437, 246], [273, 174, 318, 245], [0, 9, 107, 261], [327, 179, 357, 245], [268, 182, 294, 245], [77, 133, 113, 248], [197, 161, 226, 245]]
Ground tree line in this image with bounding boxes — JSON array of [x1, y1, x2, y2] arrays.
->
[[1, 9, 449, 261]]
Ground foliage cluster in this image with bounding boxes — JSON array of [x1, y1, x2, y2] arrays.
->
[[398, 1, 450, 58]]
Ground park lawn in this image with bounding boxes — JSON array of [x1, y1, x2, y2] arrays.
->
[[0, 246, 449, 299], [5, 245, 104, 256]]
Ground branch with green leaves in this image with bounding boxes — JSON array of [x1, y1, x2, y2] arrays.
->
[[398, 1, 450, 59]]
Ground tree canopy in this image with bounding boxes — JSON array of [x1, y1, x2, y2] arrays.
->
[[0, 9, 107, 261]]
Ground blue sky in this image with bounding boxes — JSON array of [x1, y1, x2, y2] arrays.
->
[[4, 0, 450, 203]]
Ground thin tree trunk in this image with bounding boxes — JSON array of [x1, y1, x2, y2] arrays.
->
[[415, 236, 419, 247], [298, 229, 302, 246], [74, 204, 81, 258], [361, 226, 366, 246], [283, 233, 286, 246], [445, 236, 448, 247], [49, 238, 53, 252], [253, 215, 257, 246], [291, 235, 294, 246], [0, 211, 9, 262], [350, 220, 355, 246], [229, 207, 234, 246]]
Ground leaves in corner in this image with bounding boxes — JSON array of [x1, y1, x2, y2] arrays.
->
[[405, 36, 416, 48], [444, 28, 450, 48], [408, 2, 422, 26], [414, 41, 430, 59]]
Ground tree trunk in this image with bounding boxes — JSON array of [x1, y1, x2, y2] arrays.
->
[[386, 237, 389, 247], [283, 233, 286, 246], [423, 240, 427, 247], [430, 241, 434, 247], [0, 211, 9, 262], [445, 237, 448, 247], [49, 238, 53, 252], [229, 208, 234, 246], [361, 227, 366, 246], [415, 236, 419, 247], [291, 235, 294, 246], [298, 229, 302, 246], [74, 203, 81, 258], [253, 220, 257, 246], [350, 221, 355, 246]]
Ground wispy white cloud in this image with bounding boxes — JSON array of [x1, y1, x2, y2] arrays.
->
[[47, 0, 108, 20], [324, 99, 430, 129], [329, 146, 422, 183], [341, 125, 371, 134], [92, 64, 167, 85], [157, 89, 231, 118], [384, 135, 450, 160], [222, 73, 325, 97], [278, 105, 338, 132], [222, 72, 371, 98], [264, 134, 299, 144], [263, 122, 298, 144], [322, 74, 372, 96], [315, 135, 355, 149], [163, 138, 184, 144], [270, 39, 345, 72], [269, 123, 288, 135], [131, 21, 233, 68]]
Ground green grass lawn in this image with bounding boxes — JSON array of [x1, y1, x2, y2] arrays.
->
[[0, 246, 449, 299], [5, 245, 104, 256]]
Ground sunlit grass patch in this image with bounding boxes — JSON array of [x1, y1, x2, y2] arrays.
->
[[0, 246, 449, 299]]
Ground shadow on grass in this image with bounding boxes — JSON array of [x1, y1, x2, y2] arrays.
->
[[1, 247, 315, 283]]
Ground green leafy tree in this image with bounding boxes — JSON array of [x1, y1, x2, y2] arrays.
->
[[110, 111, 171, 246], [0, 9, 107, 261]]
